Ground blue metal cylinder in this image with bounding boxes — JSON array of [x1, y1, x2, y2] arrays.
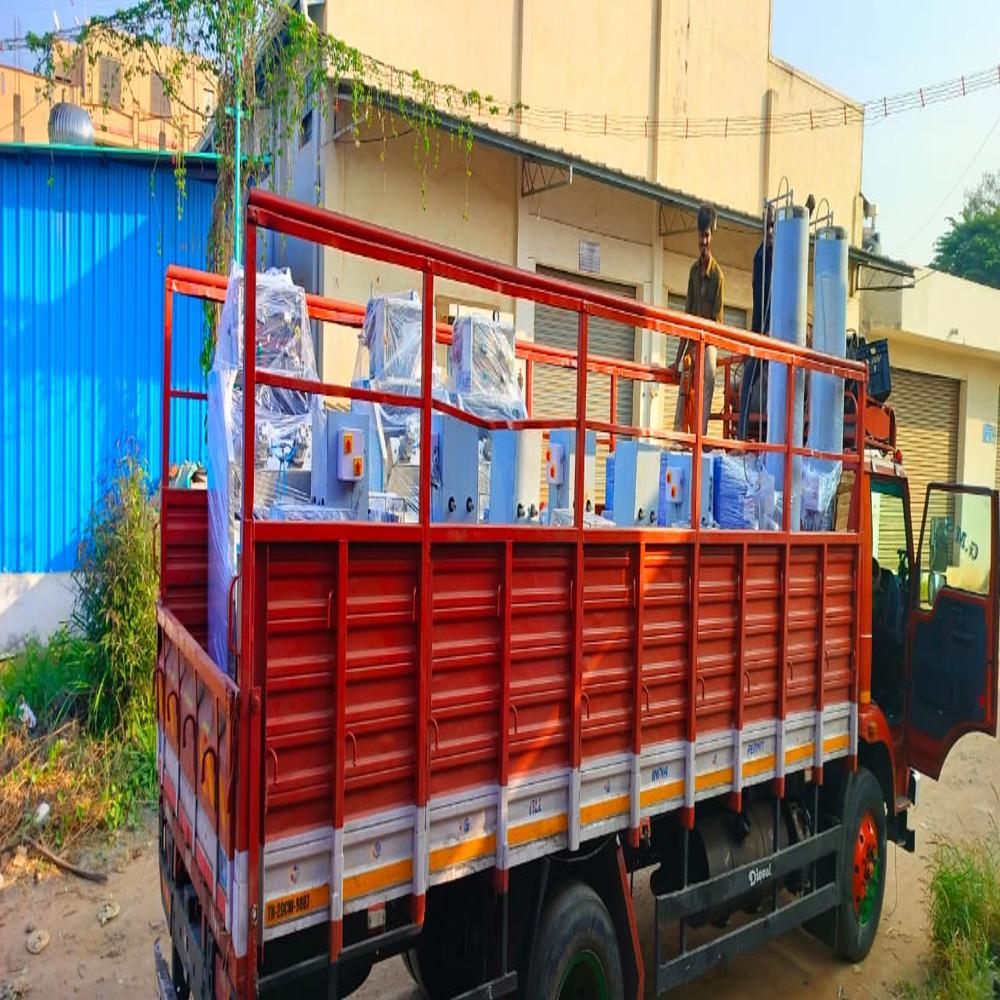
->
[[807, 226, 849, 469], [765, 205, 809, 528]]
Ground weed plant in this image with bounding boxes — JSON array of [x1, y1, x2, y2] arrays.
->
[[1, 442, 159, 851]]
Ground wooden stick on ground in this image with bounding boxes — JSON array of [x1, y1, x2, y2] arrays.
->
[[21, 836, 108, 884]]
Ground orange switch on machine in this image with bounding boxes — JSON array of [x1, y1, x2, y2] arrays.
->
[[353, 456, 364, 477], [343, 432, 354, 455]]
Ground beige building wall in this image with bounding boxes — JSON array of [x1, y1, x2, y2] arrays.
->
[[322, 0, 863, 223], [862, 271, 1000, 577], [0, 45, 215, 151]]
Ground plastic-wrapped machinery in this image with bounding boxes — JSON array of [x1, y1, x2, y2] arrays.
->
[[712, 453, 776, 531], [207, 264, 318, 673], [450, 315, 526, 421], [352, 292, 448, 517]]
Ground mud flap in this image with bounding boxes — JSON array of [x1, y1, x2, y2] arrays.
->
[[586, 840, 644, 1000]]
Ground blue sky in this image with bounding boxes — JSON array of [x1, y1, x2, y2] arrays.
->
[[3, 1, 998, 266], [772, 0, 1000, 266]]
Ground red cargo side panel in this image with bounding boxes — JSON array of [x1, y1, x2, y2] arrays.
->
[[787, 547, 822, 715], [263, 543, 338, 839], [162, 488, 209, 646], [344, 544, 419, 818], [822, 545, 857, 706], [695, 544, 740, 734], [640, 545, 690, 748], [581, 546, 636, 761], [430, 544, 503, 798], [509, 544, 573, 777], [743, 546, 782, 724]]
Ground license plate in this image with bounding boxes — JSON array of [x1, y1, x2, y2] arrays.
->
[[264, 883, 331, 927]]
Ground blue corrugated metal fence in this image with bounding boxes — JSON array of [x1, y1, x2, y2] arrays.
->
[[1, 146, 215, 572]]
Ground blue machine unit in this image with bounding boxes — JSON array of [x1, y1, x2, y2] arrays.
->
[[311, 410, 370, 519], [488, 429, 542, 523], [657, 451, 714, 528], [605, 453, 616, 520], [611, 441, 662, 526], [432, 414, 481, 523], [546, 429, 598, 513]]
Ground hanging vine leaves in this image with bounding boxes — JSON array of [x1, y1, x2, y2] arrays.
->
[[28, 1, 520, 364]]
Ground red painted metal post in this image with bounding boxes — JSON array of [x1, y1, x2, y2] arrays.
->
[[609, 372, 618, 452], [525, 358, 533, 417], [631, 539, 646, 845], [161, 282, 174, 591], [415, 269, 435, 925], [684, 335, 706, 828], [330, 539, 348, 960], [572, 312, 589, 819]]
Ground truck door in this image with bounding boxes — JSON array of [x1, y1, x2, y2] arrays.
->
[[906, 483, 1000, 779]]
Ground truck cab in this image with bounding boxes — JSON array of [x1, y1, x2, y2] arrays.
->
[[864, 448, 998, 816]]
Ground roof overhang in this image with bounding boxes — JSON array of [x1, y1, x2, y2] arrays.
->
[[331, 82, 913, 282]]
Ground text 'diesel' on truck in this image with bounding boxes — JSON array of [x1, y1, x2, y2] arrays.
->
[[154, 189, 1000, 1000]]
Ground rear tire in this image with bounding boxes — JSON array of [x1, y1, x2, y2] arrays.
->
[[524, 880, 624, 1000], [835, 767, 887, 963]]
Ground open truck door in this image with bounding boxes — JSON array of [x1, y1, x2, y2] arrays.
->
[[906, 483, 1000, 779]]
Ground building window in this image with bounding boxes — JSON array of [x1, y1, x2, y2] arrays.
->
[[98, 56, 122, 109], [299, 107, 313, 148], [151, 74, 171, 119]]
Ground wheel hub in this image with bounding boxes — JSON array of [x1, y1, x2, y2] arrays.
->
[[852, 810, 880, 925]]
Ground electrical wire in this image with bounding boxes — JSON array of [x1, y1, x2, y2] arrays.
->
[[3, 22, 1000, 142], [893, 108, 1000, 255]]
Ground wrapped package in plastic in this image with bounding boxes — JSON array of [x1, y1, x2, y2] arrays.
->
[[207, 366, 239, 674], [352, 292, 448, 517], [450, 315, 526, 421], [801, 459, 842, 531], [546, 507, 616, 529], [711, 453, 776, 530], [207, 266, 319, 671], [370, 492, 407, 523]]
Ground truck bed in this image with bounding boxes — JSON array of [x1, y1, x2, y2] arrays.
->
[[158, 488, 857, 972]]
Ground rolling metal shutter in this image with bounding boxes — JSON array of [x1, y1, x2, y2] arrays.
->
[[533, 269, 637, 502], [890, 367, 960, 553]]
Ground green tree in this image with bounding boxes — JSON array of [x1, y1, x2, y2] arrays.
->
[[932, 170, 1000, 289]]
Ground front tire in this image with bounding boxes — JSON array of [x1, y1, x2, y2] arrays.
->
[[523, 881, 624, 1000], [835, 767, 887, 962]]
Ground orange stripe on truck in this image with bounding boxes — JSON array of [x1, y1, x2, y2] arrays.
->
[[343, 859, 413, 901], [429, 833, 497, 872], [508, 813, 568, 847]]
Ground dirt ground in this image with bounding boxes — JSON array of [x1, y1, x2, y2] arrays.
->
[[3, 731, 998, 999]]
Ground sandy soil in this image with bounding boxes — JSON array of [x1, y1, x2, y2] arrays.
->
[[3, 731, 997, 999]]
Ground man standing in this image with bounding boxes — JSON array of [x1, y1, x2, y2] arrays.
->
[[673, 204, 724, 435], [738, 206, 774, 438]]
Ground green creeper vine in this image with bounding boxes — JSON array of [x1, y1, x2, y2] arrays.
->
[[27, 1, 521, 370]]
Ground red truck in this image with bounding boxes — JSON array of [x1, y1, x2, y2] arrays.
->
[[154, 189, 999, 1000]]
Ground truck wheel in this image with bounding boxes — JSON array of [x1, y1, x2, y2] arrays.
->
[[524, 881, 624, 1000], [836, 767, 887, 963]]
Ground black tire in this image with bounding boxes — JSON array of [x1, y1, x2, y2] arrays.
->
[[523, 880, 625, 1000], [835, 767, 887, 962], [335, 955, 373, 998], [171, 943, 191, 1000]]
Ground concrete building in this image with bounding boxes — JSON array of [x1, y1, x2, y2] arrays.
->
[[275, 0, 909, 451], [861, 268, 1000, 544], [0, 40, 216, 152]]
